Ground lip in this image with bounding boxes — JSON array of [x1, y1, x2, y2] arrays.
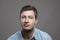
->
[[24, 24, 29, 27]]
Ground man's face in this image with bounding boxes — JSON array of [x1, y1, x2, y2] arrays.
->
[[20, 10, 37, 30]]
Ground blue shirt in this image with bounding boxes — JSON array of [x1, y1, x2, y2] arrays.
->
[[7, 28, 52, 40]]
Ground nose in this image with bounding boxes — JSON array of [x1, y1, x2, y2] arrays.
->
[[25, 18, 29, 23]]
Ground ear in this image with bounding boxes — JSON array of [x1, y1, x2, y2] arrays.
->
[[35, 20, 38, 24]]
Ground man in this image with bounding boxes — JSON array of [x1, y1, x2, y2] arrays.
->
[[8, 5, 52, 40]]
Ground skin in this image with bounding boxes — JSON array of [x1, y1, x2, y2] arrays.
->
[[20, 10, 38, 40]]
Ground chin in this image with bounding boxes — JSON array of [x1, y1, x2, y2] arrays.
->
[[23, 27, 34, 31], [23, 28, 33, 32], [24, 28, 31, 30]]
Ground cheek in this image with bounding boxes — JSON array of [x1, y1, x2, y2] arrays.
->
[[30, 20, 35, 25], [20, 19, 24, 24]]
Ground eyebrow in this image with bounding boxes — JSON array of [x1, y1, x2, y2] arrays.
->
[[21, 15, 34, 18]]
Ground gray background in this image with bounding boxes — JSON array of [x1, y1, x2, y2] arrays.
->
[[0, 0, 60, 40]]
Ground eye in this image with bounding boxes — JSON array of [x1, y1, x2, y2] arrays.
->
[[29, 16, 34, 19], [21, 16, 25, 19]]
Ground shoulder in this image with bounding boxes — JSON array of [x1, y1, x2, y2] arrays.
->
[[7, 31, 21, 40], [40, 31, 52, 40], [35, 28, 52, 40]]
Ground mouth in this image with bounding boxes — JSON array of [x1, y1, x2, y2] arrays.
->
[[24, 24, 29, 27]]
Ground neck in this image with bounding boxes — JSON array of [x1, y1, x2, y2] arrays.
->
[[21, 27, 34, 39]]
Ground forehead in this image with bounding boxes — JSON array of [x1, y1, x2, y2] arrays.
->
[[21, 10, 35, 16]]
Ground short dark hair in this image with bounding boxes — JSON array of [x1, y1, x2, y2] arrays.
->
[[20, 5, 38, 19]]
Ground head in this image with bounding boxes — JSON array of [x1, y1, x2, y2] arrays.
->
[[20, 5, 38, 30]]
